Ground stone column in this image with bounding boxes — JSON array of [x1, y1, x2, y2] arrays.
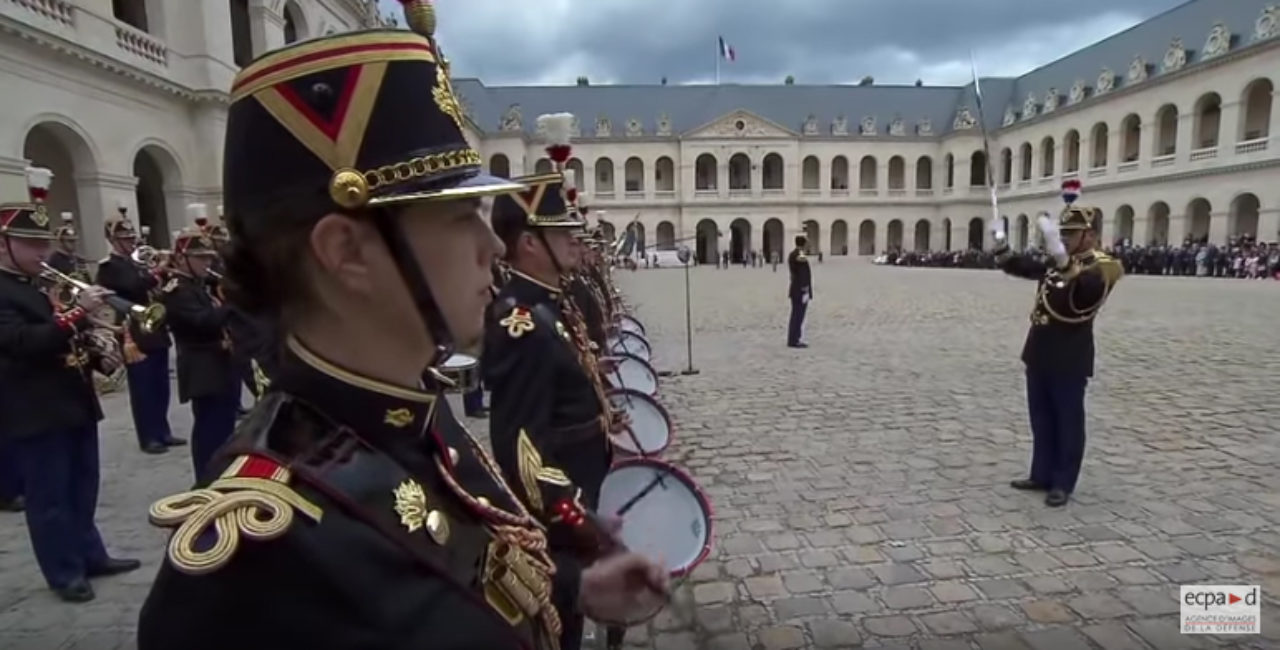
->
[[1175, 112, 1194, 160], [1208, 209, 1230, 244], [1271, 90, 1280, 147], [1133, 215, 1150, 245], [1258, 208, 1280, 243], [249, 0, 286, 56], [718, 160, 728, 199], [0, 155, 29, 203], [747, 156, 757, 197], [1217, 100, 1241, 150], [1135, 117, 1153, 163], [75, 172, 138, 260]]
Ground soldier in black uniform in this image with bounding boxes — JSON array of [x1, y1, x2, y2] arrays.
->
[[46, 211, 83, 276], [486, 172, 622, 650], [159, 209, 240, 478], [95, 211, 179, 453], [787, 234, 813, 348], [0, 167, 140, 602], [994, 192, 1124, 508], [137, 6, 665, 648]]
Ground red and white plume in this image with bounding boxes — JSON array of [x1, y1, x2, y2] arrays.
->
[[187, 203, 209, 230], [537, 112, 574, 165], [1061, 179, 1082, 205], [25, 166, 53, 203]]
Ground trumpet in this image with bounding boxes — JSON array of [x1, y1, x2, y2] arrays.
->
[[40, 263, 165, 334], [131, 245, 171, 269], [207, 269, 223, 281]]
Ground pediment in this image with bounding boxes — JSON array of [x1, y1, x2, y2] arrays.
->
[[683, 110, 796, 139]]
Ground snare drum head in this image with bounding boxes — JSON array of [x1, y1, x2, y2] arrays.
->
[[441, 353, 477, 370], [606, 388, 670, 455], [619, 314, 646, 335], [606, 353, 657, 396], [599, 460, 712, 576], [610, 331, 651, 361]]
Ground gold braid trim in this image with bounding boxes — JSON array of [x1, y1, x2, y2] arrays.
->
[[148, 478, 322, 575], [560, 289, 614, 432], [364, 149, 482, 192]]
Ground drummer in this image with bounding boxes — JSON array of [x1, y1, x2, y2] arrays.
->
[[566, 211, 608, 354], [485, 171, 620, 650]]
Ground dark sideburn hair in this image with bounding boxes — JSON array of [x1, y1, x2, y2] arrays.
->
[[222, 208, 321, 329]]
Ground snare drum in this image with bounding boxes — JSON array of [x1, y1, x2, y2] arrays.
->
[[606, 388, 671, 456], [598, 458, 713, 577], [437, 353, 480, 393], [603, 352, 657, 397], [607, 330, 651, 363], [617, 314, 646, 336]]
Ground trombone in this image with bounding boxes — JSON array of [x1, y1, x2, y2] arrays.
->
[[40, 263, 166, 334]]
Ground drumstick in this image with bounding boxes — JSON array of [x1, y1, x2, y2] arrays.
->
[[613, 470, 668, 517], [581, 510, 671, 601]]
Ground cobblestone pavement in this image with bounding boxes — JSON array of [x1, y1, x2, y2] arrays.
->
[[1, 259, 1278, 649]]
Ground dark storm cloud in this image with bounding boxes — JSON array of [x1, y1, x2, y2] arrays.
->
[[380, 0, 1185, 86]]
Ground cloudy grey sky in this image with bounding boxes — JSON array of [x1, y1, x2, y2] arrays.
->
[[377, 0, 1187, 86]]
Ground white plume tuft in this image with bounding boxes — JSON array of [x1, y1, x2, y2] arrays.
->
[[186, 203, 208, 224], [537, 112, 575, 146], [25, 166, 53, 190], [60, 211, 74, 223]]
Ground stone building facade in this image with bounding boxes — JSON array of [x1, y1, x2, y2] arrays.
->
[[1, 0, 1277, 263], [459, 0, 1280, 261], [0, 0, 376, 256]]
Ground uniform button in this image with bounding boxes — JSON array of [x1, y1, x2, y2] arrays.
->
[[478, 496, 491, 507], [447, 446, 459, 465], [426, 510, 450, 545]]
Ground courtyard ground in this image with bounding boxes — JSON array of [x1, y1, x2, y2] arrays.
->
[[0, 258, 1277, 649]]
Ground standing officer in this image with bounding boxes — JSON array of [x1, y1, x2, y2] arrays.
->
[[46, 212, 83, 276], [787, 234, 813, 348], [96, 209, 179, 453], [487, 170, 619, 650], [994, 182, 1123, 507], [0, 167, 140, 602], [159, 205, 239, 478], [137, 4, 664, 647]]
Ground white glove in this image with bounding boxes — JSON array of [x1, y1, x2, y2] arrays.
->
[[1036, 213, 1069, 267], [989, 217, 1007, 246]]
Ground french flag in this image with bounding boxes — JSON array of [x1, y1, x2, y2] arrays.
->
[[719, 36, 736, 62]]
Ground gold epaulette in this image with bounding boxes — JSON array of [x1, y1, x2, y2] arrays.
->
[[1091, 250, 1125, 288], [148, 454, 322, 575]]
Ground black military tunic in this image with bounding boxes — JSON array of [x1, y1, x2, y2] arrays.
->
[[485, 270, 611, 526], [95, 253, 171, 356], [159, 274, 235, 402], [566, 274, 606, 354], [999, 249, 1124, 377], [0, 269, 103, 439], [138, 336, 575, 650], [46, 250, 79, 276]]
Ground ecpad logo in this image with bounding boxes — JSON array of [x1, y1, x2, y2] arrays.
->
[[1180, 585, 1261, 635]]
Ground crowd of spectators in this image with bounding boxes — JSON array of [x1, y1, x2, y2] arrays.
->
[[876, 235, 1280, 279]]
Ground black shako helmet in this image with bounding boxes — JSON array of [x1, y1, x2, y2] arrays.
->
[[220, 0, 521, 361]]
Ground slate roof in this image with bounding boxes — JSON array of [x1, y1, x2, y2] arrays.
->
[[453, 0, 1278, 138]]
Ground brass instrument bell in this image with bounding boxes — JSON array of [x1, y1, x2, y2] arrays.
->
[[131, 245, 171, 269], [40, 262, 165, 333]]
